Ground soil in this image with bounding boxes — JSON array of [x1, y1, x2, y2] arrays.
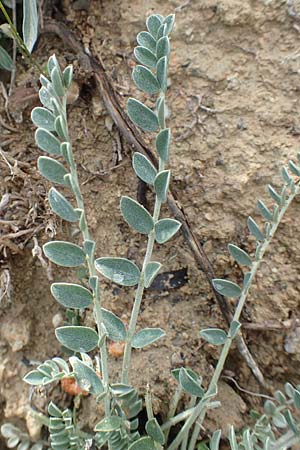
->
[[1, 0, 300, 448]]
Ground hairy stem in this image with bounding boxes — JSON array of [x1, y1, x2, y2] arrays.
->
[[62, 100, 110, 416], [168, 182, 300, 450]]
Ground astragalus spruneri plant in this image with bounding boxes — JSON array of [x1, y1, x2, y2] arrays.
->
[[14, 11, 300, 450]]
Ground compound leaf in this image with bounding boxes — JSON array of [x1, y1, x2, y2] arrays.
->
[[55, 326, 98, 352], [146, 418, 165, 445], [212, 279, 242, 298], [154, 170, 170, 203], [228, 244, 252, 267], [0, 45, 12, 71], [200, 328, 227, 345], [156, 36, 170, 60], [128, 437, 156, 450], [157, 56, 167, 91], [179, 367, 204, 397], [146, 14, 162, 39], [43, 241, 86, 267], [101, 308, 126, 341], [132, 153, 157, 185], [132, 66, 160, 94], [95, 257, 140, 286], [156, 128, 170, 162], [95, 416, 123, 432], [144, 261, 161, 288], [23, 0, 38, 53], [247, 217, 264, 242], [48, 187, 78, 222], [38, 156, 68, 185], [51, 283, 93, 309], [155, 218, 181, 244], [35, 128, 61, 155], [120, 196, 154, 234], [132, 328, 165, 349], [134, 47, 157, 69], [69, 356, 103, 395], [31, 107, 55, 131], [127, 98, 159, 132], [137, 31, 156, 53]]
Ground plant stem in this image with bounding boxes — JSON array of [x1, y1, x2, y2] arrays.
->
[[62, 100, 110, 417], [121, 90, 167, 384], [0, 0, 44, 74], [121, 196, 162, 384], [168, 182, 300, 450], [164, 385, 183, 441]]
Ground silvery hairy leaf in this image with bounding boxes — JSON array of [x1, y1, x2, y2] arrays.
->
[[146, 14, 163, 39], [257, 199, 273, 221], [95, 257, 140, 286], [137, 31, 156, 53], [156, 36, 170, 60], [210, 430, 222, 450], [132, 328, 165, 348], [51, 283, 93, 309], [145, 418, 165, 445], [155, 218, 181, 243], [134, 46, 157, 69], [154, 170, 170, 203], [43, 241, 86, 267], [101, 308, 126, 341], [120, 196, 154, 234], [200, 328, 227, 345], [228, 244, 252, 267], [22, 0, 38, 53], [63, 65, 73, 89], [132, 65, 160, 94], [127, 98, 159, 132], [212, 279, 242, 297], [0, 45, 12, 71], [179, 367, 204, 397], [144, 261, 161, 288], [94, 416, 123, 432], [48, 187, 78, 222], [156, 128, 170, 162], [70, 356, 103, 395], [128, 437, 156, 450], [31, 107, 55, 131], [35, 128, 61, 155], [37, 156, 68, 185], [289, 160, 300, 176], [55, 326, 99, 352], [132, 152, 157, 185], [157, 56, 167, 91], [268, 185, 281, 205], [50, 67, 65, 97], [247, 217, 264, 242]]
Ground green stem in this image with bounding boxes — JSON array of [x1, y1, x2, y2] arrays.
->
[[62, 101, 110, 417], [0, 1, 44, 74], [168, 182, 300, 450], [121, 197, 162, 384]]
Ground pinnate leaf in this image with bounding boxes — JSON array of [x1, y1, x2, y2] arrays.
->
[[228, 244, 252, 267], [132, 328, 165, 348], [146, 418, 165, 445], [51, 283, 93, 309], [120, 196, 154, 234], [55, 326, 98, 352], [156, 128, 170, 162], [144, 262, 161, 288], [95, 416, 123, 432], [155, 218, 181, 243], [200, 328, 227, 345], [95, 257, 140, 286], [212, 279, 242, 297], [132, 66, 160, 94], [137, 31, 156, 53], [133, 153, 157, 185], [38, 156, 68, 185], [35, 128, 61, 155], [31, 107, 55, 131], [156, 36, 170, 59], [127, 98, 159, 132], [101, 308, 126, 341], [0, 45, 13, 71], [179, 367, 204, 397], [69, 356, 103, 395], [163, 14, 175, 35], [23, 0, 38, 53], [154, 170, 170, 202], [129, 437, 156, 450], [134, 47, 157, 69], [43, 241, 86, 267], [48, 187, 78, 222], [157, 56, 167, 91], [247, 217, 264, 242], [146, 14, 162, 39]]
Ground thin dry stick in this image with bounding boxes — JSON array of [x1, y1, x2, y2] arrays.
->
[[42, 20, 266, 388]]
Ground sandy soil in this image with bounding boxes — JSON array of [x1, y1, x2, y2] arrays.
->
[[1, 0, 300, 447]]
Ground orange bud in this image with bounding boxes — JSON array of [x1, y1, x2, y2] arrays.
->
[[61, 377, 89, 396], [108, 341, 125, 358]]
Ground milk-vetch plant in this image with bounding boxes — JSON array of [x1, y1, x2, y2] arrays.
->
[[19, 11, 300, 450]]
